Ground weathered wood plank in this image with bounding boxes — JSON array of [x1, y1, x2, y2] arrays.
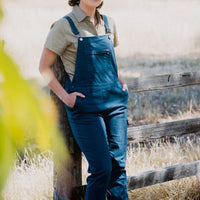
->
[[127, 160, 200, 190], [78, 160, 200, 193], [127, 72, 200, 92], [127, 117, 200, 143]]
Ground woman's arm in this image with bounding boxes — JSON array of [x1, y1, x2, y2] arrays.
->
[[118, 70, 128, 92], [39, 48, 85, 108]]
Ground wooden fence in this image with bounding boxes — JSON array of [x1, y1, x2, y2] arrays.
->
[[50, 62, 200, 200], [126, 72, 200, 191]]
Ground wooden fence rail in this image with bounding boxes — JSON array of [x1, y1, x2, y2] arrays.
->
[[78, 160, 200, 192], [49, 65, 200, 200], [127, 160, 200, 190], [127, 117, 200, 143], [127, 72, 200, 92]]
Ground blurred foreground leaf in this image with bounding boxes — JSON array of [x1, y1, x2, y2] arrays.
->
[[0, 10, 68, 195]]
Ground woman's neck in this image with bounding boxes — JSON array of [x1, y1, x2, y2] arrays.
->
[[79, 2, 96, 20]]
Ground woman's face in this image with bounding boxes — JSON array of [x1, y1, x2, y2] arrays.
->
[[80, 0, 103, 9]]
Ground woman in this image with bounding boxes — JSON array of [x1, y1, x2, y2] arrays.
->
[[39, 0, 129, 199]]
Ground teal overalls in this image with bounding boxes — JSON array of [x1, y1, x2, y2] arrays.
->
[[64, 15, 129, 200]]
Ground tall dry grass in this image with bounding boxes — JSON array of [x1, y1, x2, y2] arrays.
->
[[2, 149, 54, 200], [127, 85, 200, 126], [127, 137, 200, 200], [2, 135, 200, 200]]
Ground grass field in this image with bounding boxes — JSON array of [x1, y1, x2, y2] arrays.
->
[[1, 0, 200, 199], [2, 136, 200, 200]]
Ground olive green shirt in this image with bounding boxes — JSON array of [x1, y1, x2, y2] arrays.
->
[[44, 5, 119, 81]]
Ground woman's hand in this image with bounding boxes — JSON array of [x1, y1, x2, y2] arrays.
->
[[117, 70, 128, 92], [65, 92, 85, 108], [122, 83, 128, 92], [39, 48, 85, 108]]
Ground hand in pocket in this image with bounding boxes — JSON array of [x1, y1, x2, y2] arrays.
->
[[65, 92, 85, 108]]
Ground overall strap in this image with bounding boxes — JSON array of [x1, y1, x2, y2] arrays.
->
[[63, 15, 80, 36], [102, 15, 111, 33]]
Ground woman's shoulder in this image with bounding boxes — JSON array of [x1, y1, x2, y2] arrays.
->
[[100, 14, 117, 30], [100, 14, 119, 47], [49, 12, 74, 32]]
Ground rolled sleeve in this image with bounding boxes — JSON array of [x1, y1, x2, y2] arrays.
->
[[44, 18, 69, 56]]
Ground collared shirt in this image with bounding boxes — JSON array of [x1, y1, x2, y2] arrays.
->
[[44, 5, 119, 81]]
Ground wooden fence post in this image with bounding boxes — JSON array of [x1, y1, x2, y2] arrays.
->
[[50, 56, 84, 200]]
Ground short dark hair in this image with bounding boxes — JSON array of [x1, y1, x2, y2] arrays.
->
[[68, 0, 103, 9]]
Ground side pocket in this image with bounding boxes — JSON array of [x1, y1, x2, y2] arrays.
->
[[117, 81, 129, 98], [73, 96, 81, 109]]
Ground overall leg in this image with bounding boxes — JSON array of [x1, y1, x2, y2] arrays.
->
[[103, 106, 129, 200], [66, 109, 112, 200]]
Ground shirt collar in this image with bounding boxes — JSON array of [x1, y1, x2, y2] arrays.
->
[[72, 5, 87, 23], [72, 5, 102, 24]]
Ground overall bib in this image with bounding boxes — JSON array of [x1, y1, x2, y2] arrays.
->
[[64, 15, 129, 200]]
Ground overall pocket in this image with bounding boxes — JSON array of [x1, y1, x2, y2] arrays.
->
[[86, 49, 112, 73], [70, 89, 87, 111], [116, 81, 129, 99]]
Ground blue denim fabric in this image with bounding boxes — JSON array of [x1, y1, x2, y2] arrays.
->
[[63, 15, 129, 200]]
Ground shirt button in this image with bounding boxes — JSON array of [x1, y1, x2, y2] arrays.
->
[[79, 37, 83, 41]]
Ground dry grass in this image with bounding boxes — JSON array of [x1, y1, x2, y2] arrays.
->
[[1, 149, 54, 200], [127, 85, 200, 126], [2, 135, 200, 200], [127, 138, 200, 200], [129, 176, 200, 200]]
